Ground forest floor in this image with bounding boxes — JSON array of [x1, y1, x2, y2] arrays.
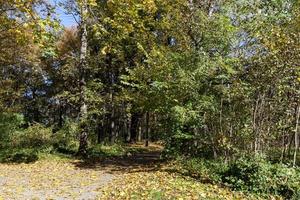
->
[[0, 143, 256, 200]]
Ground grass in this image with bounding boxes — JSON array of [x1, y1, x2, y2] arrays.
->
[[87, 142, 163, 159], [0, 142, 161, 164], [0, 147, 75, 163]]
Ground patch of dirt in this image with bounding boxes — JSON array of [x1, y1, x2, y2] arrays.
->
[[73, 149, 163, 174], [0, 160, 114, 200], [0, 143, 164, 199]]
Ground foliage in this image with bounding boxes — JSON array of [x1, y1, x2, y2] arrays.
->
[[52, 120, 79, 154], [0, 0, 299, 198], [222, 155, 300, 199], [87, 143, 159, 158], [1, 0, 298, 164], [0, 112, 24, 147], [175, 157, 228, 184], [0, 148, 39, 163], [173, 155, 300, 199], [18, 124, 53, 148], [0, 148, 36, 163]]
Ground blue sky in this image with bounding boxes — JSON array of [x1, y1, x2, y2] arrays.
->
[[50, 0, 77, 27]]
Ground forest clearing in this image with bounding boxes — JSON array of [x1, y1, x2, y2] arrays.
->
[[0, 143, 259, 200], [0, 0, 299, 199]]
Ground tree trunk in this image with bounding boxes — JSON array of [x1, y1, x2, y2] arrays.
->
[[97, 120, 104, 144], [130, 112, 141, 143], [293, 105, 300, 166], [280, 132, 286, 163], [145, 112, 149, 147], [126, 116, 131, 142], [77, 0, 88, 156], [58, 102, 64, 128], [288, 134, 294, 158], [253, 98, 259, 153], [109, 92, 116, 144], [138, 124, 142, 142]]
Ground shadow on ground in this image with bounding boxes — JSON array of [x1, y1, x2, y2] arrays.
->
[[72, 148, 165, 174]]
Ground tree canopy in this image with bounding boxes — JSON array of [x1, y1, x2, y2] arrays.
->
[[0, 1, 299, 198]]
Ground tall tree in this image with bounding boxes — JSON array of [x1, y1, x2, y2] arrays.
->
[[77, 0, 89, 155]]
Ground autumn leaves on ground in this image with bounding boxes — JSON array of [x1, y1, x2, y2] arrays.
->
[[0, 143, 250, 200]]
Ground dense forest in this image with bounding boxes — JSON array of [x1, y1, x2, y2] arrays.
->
[[0, 0, 299, 199]]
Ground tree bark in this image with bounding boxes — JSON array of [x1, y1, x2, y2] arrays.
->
[[97, 120, 104, 144], [293, 105, 299, 166], [77, 0, 88, 156], [130, 112, 141, 143], [109, 92, 116, 144], [145, 112, 149, 147]]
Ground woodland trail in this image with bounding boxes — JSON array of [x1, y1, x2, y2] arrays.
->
[[0, 144, 164, 200], [0, 144, 251, 200]]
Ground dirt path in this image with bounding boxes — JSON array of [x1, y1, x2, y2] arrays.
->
[[0, 145, 253, 200], [0, 144, 163, 200], [74, 149, 163, 173], [0, 160, 114, 199]]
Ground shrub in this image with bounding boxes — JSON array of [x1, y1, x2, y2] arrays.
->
[[222, 155, 272, 192], [52, 120, 79, 154], [19, 123, 53, 148], [0, 112, 24, 147], [163, 132, 216, 159], [177, 155, 300, 199], [163, 133, 199, 158], [270, 164, 300, 199], [2, 149, 39, 163], [177, 157, 227, 183], [222, 155, 300, 199]]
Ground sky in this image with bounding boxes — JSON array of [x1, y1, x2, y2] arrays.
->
[[50, 0, 77, 27]]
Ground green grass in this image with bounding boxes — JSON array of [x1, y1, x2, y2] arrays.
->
[[0, 142, 155, 163], [0, 147, 76, 163], [88, 144, 127, 157], [87, 143, 157, 158]]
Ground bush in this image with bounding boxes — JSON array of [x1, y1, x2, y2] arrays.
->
[[163, 133, 194, 158], [222, 155, 300, 199], [177, 157, 227, 183], [222, 155, 272, 192], [0, 120, 79, 162], [176, 155, 300, 199], [0, 112, 24, 147], [163, 132, 216, 159], [270, 164, 300, 199], [52, 120, 78, 154], [19, 123, 53, 148], [1, 149, 39, 163]]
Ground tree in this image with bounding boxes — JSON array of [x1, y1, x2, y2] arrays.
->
[[0, 0, 58, 113], [77, 0, 89, 155]]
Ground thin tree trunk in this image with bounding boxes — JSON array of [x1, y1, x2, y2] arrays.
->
[[253, 98, 259, 153], [97, 120, 104, 144], [293, 105, 300, 166], [110, 92, 116, 144], [288, 135, 294, 158], [145, 112, 149, 147], [58, 103, 63, 128], [280, 132, 286, 163], [77, 0, 88, 156], [130, 112, 141, 143], [138, 124, 142, 142], [127, 116, 131, 142]]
